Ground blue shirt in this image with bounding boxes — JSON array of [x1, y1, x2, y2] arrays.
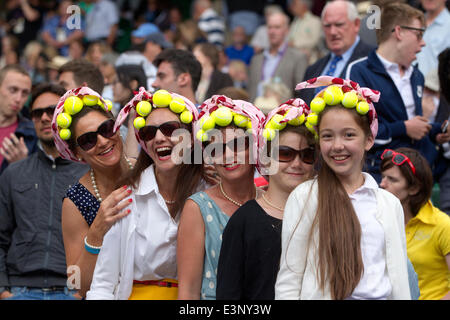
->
[[42, 15, 85, 56], [416, 8, 450, 78], [225, 45, 254, 65], [322, 36, 361, 78]]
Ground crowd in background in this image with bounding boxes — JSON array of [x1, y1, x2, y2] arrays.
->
[[0, 0, 449, 301]]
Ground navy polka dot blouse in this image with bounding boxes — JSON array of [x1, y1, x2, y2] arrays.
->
[[65, 183, 100, 226]]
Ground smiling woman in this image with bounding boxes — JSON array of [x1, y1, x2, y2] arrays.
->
[[85, 88, 206, 300], [51, 87, 134, 298]]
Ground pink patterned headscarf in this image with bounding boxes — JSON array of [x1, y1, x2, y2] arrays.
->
[[257, 98, 311, 175], [196, 95, 266, 165], [51, 86, 109, 162], [115, 87, 198, 155], [295, 76, 380, 138]]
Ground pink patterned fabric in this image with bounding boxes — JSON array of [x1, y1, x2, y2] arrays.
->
[[257, 98, 311, 175], [115, 87, 198, 155], [51, 86, 108, 162], [196, 95, 266, 165], [295, 76, 380, 138]]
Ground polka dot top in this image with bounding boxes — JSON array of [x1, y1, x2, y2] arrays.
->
[[65, 182, 100, 227], [188, 191, 230, 300]]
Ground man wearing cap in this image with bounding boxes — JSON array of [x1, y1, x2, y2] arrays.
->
[[130, 23, 160, 46], [0, 83, 88, 300]]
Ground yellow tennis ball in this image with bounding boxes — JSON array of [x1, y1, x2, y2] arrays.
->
[[56, 113, 72, 129], [233, 114, 249, 128], [102, 99, 113, 111], [307, 113, 318, 126], [342, 91, 359, 108], [268, 114, 287, 130], [63, 96, 83, 115], [356, 101, 370, 115], [59, 128, 71, 140], [246, 121, 252, 129], [82, 95, 99, 106], [169, 97, 186, 113], [133, 116, 146, 129], [214, 107, 233, 126], [152, 89, 172, 107], [310, 97, 326, 114], [305, 121, 317, 135], [196, 129, 208, 142], [136, 101, 152, 117], [263, 128, 276, 141], [180, 110, 193, 124], [199, 116, 215, 131], [323, 85, 344, 106], [287, 113, 305, 126]]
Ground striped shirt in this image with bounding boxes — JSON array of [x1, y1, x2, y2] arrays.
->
[[198, 8, 225, 47]]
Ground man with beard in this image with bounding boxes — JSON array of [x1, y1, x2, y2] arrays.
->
[[0, 83, 88, 300]]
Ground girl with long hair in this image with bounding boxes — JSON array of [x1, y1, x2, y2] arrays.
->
[[275, 76, 411, 300], [85, 88, 204, 300], [216, 98, 317, 299]]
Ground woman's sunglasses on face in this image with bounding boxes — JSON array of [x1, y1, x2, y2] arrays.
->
[[138, 121, 182, 141], [30, 105, 56, 120], [203, 136, 250, 158], [276, 146, 316, 164], [75, 119, 116, 151], [380, 149, 416, 175]]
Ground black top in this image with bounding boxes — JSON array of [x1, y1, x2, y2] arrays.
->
[[216, 199, 282, 300]]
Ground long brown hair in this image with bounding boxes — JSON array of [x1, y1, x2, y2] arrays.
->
[[313, 105, 372, 300]]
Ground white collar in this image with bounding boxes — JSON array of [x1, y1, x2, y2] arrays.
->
[[134, 164, 159, 195], [376, 52, 414, 78]]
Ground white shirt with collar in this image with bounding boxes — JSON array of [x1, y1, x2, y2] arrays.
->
[[275, 174, 411, 300], [347, 173, 392, 300], [377, 52, 416, 120], [86, 165, 179, 300]]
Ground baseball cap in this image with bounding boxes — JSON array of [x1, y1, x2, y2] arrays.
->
[[132, 23, 159, 38]]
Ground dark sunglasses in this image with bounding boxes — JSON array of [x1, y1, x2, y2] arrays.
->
[[138, 121, 182, 141], [204, 136, 250, 158], [276, 146, 316, 164], [76, 119, 116, 151], [30, 105, 56, 120], [380, 149, 416, 175]]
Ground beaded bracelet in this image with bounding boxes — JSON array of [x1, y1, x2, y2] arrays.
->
[[84, 236, 101, 255]]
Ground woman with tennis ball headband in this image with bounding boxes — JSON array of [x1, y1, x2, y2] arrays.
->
[[86, 88, 207, 300], [52, 86, 134, 298], [216, 98, 318, 300], [275, 76, 412, 300], [177, 95, 265, 300]]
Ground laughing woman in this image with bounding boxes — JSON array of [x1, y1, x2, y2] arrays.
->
[[53, 87, 135, 298], [177, 95, 266, 300], [85, 88, 205, 300]]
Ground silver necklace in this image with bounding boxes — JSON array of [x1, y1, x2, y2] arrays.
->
[[262, 193, 284, 211], [90, 157, 133, 203], [219, 181, 256, 207]]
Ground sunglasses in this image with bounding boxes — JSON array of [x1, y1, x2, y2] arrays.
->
[[276, 146, 316, 164], [138, 121, 182, 141], [204, 136, 250, 158], [76, 119, 116, 151], [30, 105, 56, 120], [380, 149, 416, 175]]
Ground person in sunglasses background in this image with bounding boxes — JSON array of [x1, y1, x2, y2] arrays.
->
[[216, 99, 317, 300], [276, 77, 411, 300], [347, 2, 450, 184], [0, 83, 87, 300], [177, 95, 265, 300], [380, 147, 450, 300], [86, 88, 205, 300], [51, 87, 134, 299]]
